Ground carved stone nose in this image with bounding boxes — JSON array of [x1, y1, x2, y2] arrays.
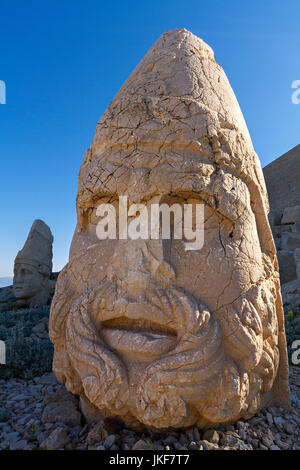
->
[[107, 238, 174, 296], [106, 239, 156, 294]]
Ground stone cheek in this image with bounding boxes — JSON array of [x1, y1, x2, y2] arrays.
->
[[49, 29, 290, 429]]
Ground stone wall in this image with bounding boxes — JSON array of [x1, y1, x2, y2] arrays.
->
[[272, 206, 300, 286], [263, 145, 300, 306]]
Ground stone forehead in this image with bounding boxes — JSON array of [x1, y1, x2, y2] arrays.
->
[[77, 148, 251, 215], [77, 29, 268, 212], [14, 258, 48, 271]]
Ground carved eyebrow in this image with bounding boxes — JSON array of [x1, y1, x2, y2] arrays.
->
[[77, 190, 116, 211]]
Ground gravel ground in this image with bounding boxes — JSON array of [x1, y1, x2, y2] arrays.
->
[[0, 367, 299, 451]]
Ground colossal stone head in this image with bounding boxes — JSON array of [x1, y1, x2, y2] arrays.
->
[[14, 219, 53, 307], [50, 29, 290, 429]]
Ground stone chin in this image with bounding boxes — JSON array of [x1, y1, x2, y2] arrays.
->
[[50, 265, 282, 429]]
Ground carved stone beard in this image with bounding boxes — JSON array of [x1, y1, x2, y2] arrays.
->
[[50, 268, 280, 429]]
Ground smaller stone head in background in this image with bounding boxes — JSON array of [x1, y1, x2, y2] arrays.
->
[[13, 219, 53, 307]]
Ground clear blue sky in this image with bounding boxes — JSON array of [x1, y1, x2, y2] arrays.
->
[[0, 0, 299, 277]]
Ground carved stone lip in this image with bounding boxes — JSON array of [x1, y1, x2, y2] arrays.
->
[[101, 324, 177, 359], [14, 285, 25, 292]]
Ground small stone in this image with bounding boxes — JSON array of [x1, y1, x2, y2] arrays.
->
[[273, 416, 284, 428], [86, 421, 108, 445], [249, 417, 263, 426], [132, 439, 149, 450], [42, 401, 81, 427], [152, 442, 164, 450], [189, 441, 198, 450], [34, 373, 58, 386], [199, 440, 219, 450], [174, 444, 188, 450], [270, 444, 281, 450], [43, 387, 78, 405], [4, 431, 20, 443], [203, 429, 219, 444], [236, 421, 246, 430], [283, 422, 294, 434], [10, 393, 28, 401], [17, 414, 32, 426], [276, 439, 289, 450], [266, 412, 273, 426], [260, 444, 268, 450], [37, 432, 49, 445], [0, 408, 11, 423], [220, 432, 249, 450], [95, 444, 106, 450], [65, 442, 77, 450], [193, 427, 201, 441], [163, 435, 177, 446], [69, 425, 81, 439], [268, 406, 279, 417], [32, 322, 47, 336], [9, 440, 28, 450], [104, 434, 117, 449], [291, 393, 300, 405], [238, 428, 247, 440], [123, 436, 136, 447], [251, 439, 260, 448], [40, 427, 70, 450], [79, 424, 89, 437], [179, 433, 188, 446], [261, 431, 273, 448], [185, 427, 194, 442]]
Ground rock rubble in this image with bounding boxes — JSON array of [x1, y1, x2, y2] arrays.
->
[[0, 368, 299, 450]]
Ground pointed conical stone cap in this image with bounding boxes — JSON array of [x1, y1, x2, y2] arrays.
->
[[15, 219, 53, 276], [78, 28, 268, 219]]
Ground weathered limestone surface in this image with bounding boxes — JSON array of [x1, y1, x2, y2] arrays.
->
[[50, 29, 290, 429], [13, 220, 53, 307]]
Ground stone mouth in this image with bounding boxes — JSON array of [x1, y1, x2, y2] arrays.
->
[[100, 317, 177, 359], [13, 285, 25, 292]]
